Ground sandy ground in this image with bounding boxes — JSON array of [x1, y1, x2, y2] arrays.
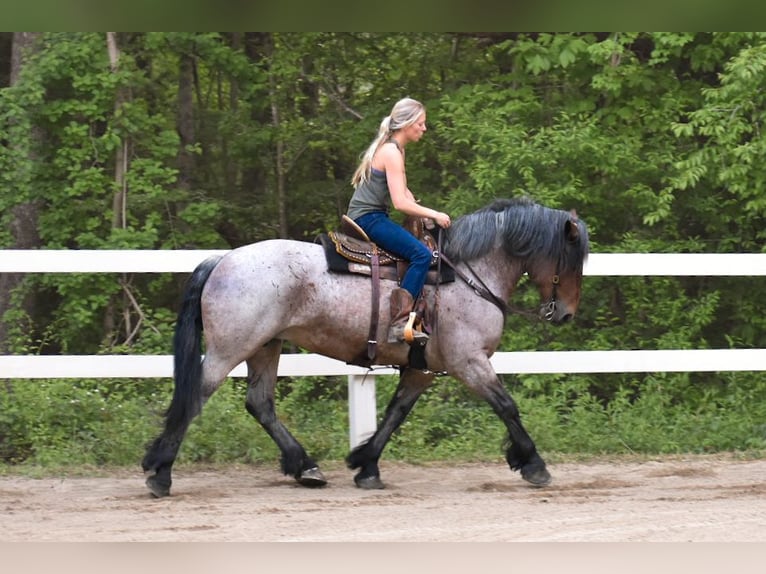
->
[[1, 454, 765, 542]]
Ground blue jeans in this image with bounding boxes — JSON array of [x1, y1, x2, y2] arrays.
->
[[354, 211, 432, 299]]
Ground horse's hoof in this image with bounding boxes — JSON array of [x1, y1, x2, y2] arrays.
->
[[354, 474, 385, 490], [145, 474, 171, 498], [296, 467, 327, 488], [521, 467, 552, 487]]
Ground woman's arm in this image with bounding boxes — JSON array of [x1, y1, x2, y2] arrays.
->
[[378, 144, 451, 227]]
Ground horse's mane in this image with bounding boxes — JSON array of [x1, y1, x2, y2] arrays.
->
[[443, 197, 589, 271]]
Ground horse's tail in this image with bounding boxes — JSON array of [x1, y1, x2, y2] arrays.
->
[[164, 254, 223, 433], [143, 254, 223, 475]]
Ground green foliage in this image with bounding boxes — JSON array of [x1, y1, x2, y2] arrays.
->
[[0, 379, 161, 466], [2, 371, 764, 469]]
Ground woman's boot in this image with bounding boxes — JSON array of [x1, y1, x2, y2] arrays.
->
[[388, 288, 429, 344]]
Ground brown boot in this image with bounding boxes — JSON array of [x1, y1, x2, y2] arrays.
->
[[387, 288, 429, 344]]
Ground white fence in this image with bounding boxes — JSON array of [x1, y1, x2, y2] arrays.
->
[[2, 250, 765, 448]]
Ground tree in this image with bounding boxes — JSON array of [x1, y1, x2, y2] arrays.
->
[[0, 32, 43, 353]]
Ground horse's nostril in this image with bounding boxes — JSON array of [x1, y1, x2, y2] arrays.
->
[[560, 313, 573, 324]]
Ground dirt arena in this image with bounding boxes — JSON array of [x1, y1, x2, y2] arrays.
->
[[1, 454, 764, 542]]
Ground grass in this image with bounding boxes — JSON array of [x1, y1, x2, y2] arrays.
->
[[1, 373, 765, 470]]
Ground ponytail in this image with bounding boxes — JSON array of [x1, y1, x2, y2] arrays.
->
[[351, 115, 392, 187]]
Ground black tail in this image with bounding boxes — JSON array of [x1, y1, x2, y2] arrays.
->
[[142, 254, 222, 472], [166, 254, 223, 431]]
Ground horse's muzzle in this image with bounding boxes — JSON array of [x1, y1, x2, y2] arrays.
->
[[540, 301, 573, 324]]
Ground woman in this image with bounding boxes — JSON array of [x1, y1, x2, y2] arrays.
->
[[347, 97, 451, 344]]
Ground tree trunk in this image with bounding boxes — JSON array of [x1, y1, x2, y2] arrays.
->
[[103, 32, 132, 345], [177, 51, 195, 193], [0, 32, 42, 354], [0, 33, 12, 87], [107, 32, 129, 231], [270, 79, 288, 239], [267, 34, 289, 239], [222, 32, 240, 192]]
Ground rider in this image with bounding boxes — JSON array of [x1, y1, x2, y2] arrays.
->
[[346, 97, 451, 343]]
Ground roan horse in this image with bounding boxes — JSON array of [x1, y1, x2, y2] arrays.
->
[[142, 197, 589, 497]]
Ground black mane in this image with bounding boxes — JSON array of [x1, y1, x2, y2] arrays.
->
[[443, 197, 589, 271]]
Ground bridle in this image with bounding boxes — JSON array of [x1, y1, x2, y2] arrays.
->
[[435, 229, 562, 323], [539, 261, 562, 322]]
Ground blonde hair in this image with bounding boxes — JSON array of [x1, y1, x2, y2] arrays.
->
[[351, 97, 425, 187]]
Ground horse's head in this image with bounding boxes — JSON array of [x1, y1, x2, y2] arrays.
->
[[444, 198, 589, 325], [526, 211, 588, 325]]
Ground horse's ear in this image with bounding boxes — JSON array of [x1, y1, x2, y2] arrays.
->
[[569, 208, 578, 220], [565, 219, 580, 243]]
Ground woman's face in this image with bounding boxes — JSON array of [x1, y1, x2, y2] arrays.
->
[[402, 112, 427, 144]]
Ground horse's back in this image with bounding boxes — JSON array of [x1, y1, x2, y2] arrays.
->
[[206, 239, 321, 287], [224, 238, 321, 270], [198, 238, 385, 364]]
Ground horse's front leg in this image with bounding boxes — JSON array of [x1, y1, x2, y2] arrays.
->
[[346, 367, 434, 489], [455, 357, 551, 486], [244, 340, 326, 487]]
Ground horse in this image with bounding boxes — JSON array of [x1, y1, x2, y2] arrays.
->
[[142, 197, 589, 497]]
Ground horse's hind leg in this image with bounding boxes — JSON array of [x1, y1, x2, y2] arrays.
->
[[346, 368, 434, 489], [143, 360, 230, 497], [244, 340, 326, 488], [144, 434, 185, 498]]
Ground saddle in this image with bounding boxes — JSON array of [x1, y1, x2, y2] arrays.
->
[[316, 215, 453, 285], [315, 215, 454, 368]]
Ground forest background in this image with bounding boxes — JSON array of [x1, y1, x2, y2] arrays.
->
[[1, 32, 765, 470]]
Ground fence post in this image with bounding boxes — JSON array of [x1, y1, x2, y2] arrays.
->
[[347, 374, 377, 449]]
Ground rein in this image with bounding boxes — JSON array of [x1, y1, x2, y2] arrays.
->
[[437, 251, 512, 318], [435, 228, 560, 322]]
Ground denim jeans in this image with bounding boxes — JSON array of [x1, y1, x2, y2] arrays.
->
[[354, 211, 432, 299]]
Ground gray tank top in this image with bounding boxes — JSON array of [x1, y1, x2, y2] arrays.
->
[[347, 167, 390, 220]]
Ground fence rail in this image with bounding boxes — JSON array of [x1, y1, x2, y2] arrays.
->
[[2, 249, 764, 447], [2, 250, 766, 275], [2, 349, 764, 380]]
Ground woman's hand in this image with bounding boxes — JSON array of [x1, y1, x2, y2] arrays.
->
[[433, 211, 451, 228]]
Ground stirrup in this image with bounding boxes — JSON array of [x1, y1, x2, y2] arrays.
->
[[403, 311, 429, 345]]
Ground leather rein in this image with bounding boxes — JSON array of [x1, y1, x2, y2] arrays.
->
[[434, 228, 561, 323]]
